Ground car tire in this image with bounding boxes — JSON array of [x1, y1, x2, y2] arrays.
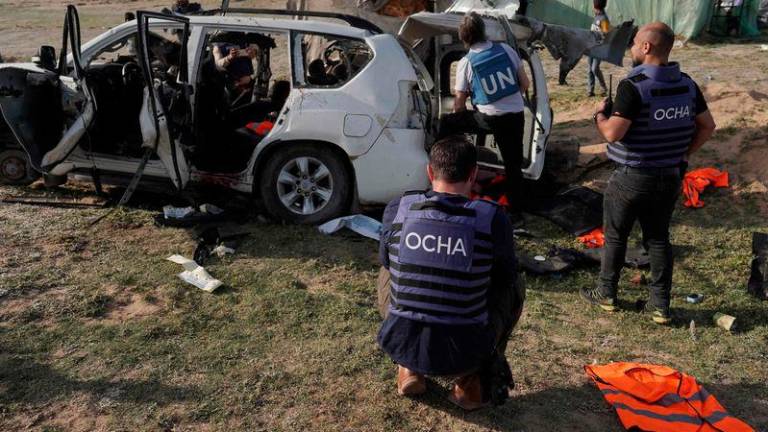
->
[[0, 149, 39, 186], [259, 144, 351, 225]]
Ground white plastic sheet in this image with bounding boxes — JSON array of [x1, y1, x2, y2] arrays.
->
[[163, 205, 195, 219], [166, 255, 223, 292], [318, 215, 383, 241]]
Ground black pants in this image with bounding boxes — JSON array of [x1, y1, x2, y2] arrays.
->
[[438, 110, 526, 212], [376, 267, 525, 356], [599, 166, 682, 308]]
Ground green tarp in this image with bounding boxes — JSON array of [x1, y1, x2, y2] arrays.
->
[[525, 0, 761, 39]]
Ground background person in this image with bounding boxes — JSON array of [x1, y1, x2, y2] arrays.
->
[[587, 0, 610, 97], [581, 22, 716, 324], [439, 12, 531, 224], [213, 42, 259, 92], [171, 0, 203, 14], [376, 136, 525, 411]]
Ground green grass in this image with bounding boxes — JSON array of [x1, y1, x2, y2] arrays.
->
[[0, 182, 766, 431]]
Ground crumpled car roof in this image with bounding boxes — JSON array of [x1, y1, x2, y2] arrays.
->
[[398, 5, 634, 68]]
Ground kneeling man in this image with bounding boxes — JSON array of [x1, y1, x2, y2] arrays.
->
[[376, 135, 525, 410]]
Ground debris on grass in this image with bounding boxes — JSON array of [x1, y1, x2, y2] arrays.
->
[[318, 214, 382, 240], [166, 255, 223, 293], [163, 205, 195, 220], [713, 312, 737, 332], [689, 320, 697, 341], [212, 244, 235, 258], [199, 203, 224, 215]]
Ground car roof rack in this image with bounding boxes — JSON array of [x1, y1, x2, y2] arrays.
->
[[214, 0, 383, 35]]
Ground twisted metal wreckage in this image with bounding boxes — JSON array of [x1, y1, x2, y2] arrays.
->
[[349, 0, 634, 77]]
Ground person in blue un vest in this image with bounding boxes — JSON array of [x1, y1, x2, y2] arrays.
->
[[581, 22, 716, 324], [376, 135, 525, 410], [439, 12, 531, 225]]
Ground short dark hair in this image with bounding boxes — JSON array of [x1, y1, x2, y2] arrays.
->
[[593, 0, 607, 10], [459, 12, 486, 47], [429, 135, 477, 183]]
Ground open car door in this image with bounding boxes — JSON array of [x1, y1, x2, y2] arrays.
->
[[398, 12, 552, 180], [135, 11, 192, 190], [0, 5, 96, 173]]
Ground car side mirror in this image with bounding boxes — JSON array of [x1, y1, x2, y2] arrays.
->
[[37, 45, 57, 71]]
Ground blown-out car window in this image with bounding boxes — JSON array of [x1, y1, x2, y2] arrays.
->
[[293, 33, 373, 88], [87, 27, 182, 67]]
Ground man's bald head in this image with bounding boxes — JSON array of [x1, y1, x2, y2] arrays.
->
[[630, 21, 676, 66], [637, 22, 675, 57]]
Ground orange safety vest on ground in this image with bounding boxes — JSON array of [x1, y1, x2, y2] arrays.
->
[[578, 227, 605, 249], [682, 168, 729, 208], [585, 362, 754, 432]]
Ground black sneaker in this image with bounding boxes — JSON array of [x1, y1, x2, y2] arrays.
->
[[579, 287, 618, 312], [643, 302, 672, 325], [588, 91, 596, 97]]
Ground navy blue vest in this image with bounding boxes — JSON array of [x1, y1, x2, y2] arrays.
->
[[387, 193, 497, 326], [467, 43, 520, 105], [608, 63, 697, 168]]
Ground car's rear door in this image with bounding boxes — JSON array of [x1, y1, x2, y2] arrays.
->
[[0, 5, 96, 173], [500, 16, 552, 180], [135, 11, 192, 190]]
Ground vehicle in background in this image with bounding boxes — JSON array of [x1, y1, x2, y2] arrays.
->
[[0, 5, 559, 223]]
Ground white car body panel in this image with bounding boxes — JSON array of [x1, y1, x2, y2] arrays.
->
[[352, 128, 430, 204], [1, 9, 553, 216]]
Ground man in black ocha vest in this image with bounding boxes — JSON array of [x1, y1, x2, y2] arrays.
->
[[376, 136, 524, 410], [582, 22, 716, 324]]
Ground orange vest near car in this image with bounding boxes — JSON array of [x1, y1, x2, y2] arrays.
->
[[585, 362, 754, 432]]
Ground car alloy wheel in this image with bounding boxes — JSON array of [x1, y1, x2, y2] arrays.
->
[[276, 156, 334, 216]]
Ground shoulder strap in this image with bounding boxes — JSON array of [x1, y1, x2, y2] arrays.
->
[[410, 200, 477, 217]]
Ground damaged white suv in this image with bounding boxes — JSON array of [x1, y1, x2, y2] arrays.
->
[[0, 5, 552, 223]]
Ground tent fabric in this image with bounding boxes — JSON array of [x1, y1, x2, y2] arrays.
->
[[450, 0, 762, 39]]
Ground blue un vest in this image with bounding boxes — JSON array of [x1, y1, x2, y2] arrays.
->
[[387, 193, 497, 326], [467, 43, 520, 105], [608, 63, 698, 168]]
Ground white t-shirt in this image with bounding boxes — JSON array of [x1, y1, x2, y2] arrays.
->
[[455, 41, 525, 116]]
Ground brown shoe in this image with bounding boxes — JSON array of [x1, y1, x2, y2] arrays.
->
[[448, 373, 490, 411], [397, 366, 426, 396]]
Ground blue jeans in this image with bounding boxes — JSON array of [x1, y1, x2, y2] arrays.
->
[[587, 57, 606, 94], [599, 166, 682, 309]]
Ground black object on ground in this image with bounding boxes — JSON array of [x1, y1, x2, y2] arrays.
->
[[154, 209, 231, 228], [2, 195, 109, 209], [581, 246, 650, 269], [518, 247, 595, 275], [193, 226, 252, 265], [524, 185, 603, 236], [748, 232, 768, 300]]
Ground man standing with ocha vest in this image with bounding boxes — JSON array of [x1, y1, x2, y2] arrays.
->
[[581, 22, 716, 324]]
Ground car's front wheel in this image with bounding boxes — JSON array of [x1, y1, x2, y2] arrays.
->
[[0, 148, 39, 186], [260, 144, 352, 224]]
